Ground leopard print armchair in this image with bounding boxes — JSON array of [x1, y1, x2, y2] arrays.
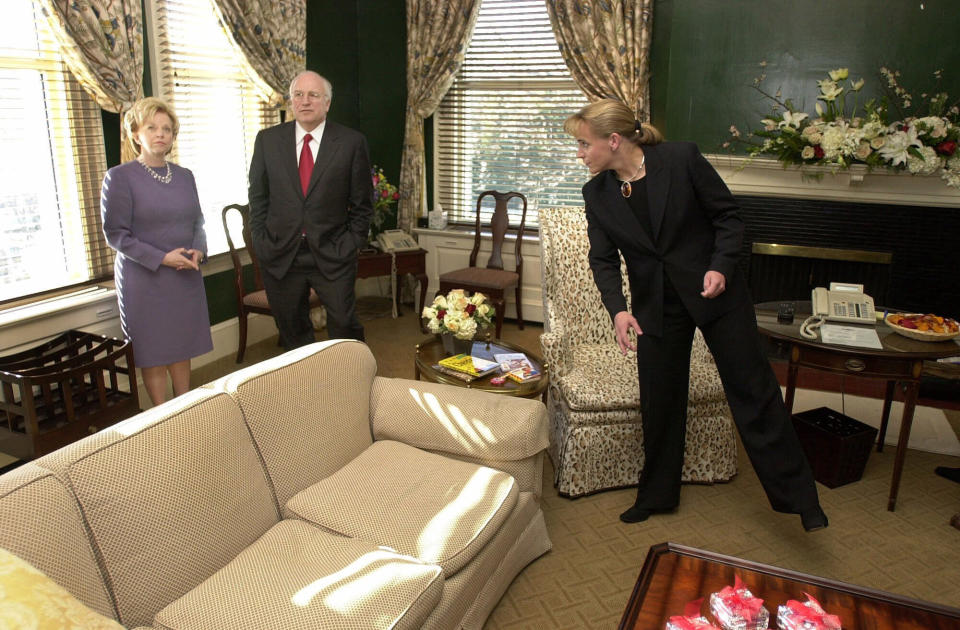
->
[[539, 206, 738, 497]]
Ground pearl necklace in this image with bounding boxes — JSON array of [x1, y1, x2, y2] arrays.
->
[[137, 158, 173, 184], [619, 154, 646, 198]]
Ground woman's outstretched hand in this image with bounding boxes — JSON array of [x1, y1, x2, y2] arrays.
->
[[614, 311, 643, 355]]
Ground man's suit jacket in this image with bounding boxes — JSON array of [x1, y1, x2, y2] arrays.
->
[[583, 141, 750, 338], [248, 120, 374, 282]]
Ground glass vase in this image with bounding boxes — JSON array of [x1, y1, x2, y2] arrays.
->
[[440, 332, 474, 356]]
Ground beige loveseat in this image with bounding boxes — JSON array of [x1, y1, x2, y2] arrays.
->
[[0, 340, 552, 629]]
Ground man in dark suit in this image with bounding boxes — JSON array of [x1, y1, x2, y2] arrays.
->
[[565, 99, 828, 532], [248, 71, 373, 348]]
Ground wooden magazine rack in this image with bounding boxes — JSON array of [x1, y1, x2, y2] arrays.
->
[[0, 330, 140, 459]]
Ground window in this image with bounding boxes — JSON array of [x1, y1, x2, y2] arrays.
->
[[0, 0, 109, 302], [434, 0, 588, 228], [148, 0, 280, 256]]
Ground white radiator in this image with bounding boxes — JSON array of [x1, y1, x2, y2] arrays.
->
[[0, 287, 123, 355]]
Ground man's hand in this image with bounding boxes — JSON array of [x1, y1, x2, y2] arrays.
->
[[701, 270, 726, 298], [614, 311, 643, 355]]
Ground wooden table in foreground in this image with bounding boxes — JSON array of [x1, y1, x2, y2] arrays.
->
[[620, 543, 960, 630], [414, 337, 548, 400], [755, 301, 960, 511]]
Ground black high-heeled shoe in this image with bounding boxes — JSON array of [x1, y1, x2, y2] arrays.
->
[[619, 505, 675, 524]]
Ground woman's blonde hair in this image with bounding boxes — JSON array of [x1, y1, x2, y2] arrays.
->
[[124, 97, 180, 156], [564, 99, 662, 146]]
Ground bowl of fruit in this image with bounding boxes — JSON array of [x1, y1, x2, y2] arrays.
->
[[885, 313, 960, 341]]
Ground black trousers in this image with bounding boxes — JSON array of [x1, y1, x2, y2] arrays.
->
[[261, 242, 364, 350], [634, 281, 820, 514]]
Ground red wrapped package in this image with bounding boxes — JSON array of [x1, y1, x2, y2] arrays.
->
[[776, 593, 842, 629], [666, 598, 722, 630], [708, 575, 770, 629]]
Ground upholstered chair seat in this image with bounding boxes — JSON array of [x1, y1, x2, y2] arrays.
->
[[438, 267, 519, 291]]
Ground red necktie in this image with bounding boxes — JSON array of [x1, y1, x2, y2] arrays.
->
[[299, 133, 314, 196]]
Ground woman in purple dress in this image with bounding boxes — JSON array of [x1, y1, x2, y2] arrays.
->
[[101, 97, 213, 405]]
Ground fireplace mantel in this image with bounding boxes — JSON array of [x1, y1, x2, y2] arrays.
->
[[707, 154, 960, 208]]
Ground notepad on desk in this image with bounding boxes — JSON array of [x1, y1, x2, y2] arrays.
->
[[820, 324, 883, 349]]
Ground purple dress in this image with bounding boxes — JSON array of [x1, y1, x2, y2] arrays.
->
[[101, 161, 213, 368]]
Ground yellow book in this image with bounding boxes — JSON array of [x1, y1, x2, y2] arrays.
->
[[437, 353, 500, 377]]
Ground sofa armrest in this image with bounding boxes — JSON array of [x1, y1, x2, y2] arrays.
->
[[370, 377, 549, 463]]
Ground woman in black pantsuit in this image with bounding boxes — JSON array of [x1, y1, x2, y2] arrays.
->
[[564, 99, 828, 532]]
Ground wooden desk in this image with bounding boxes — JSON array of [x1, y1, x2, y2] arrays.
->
[[356, 248, 428, 316], [620, 543, 960, 630], [755, 301, 960, 511]]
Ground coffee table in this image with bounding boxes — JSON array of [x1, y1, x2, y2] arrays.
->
[[620, 542, 960, 629], [414, 337, 548, 400], [755, 301, 960, 511]]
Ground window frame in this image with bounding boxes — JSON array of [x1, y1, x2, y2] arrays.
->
[[432, 0, 589, 231], [142, 0, 280, 260], [0, 0, 110, 305]]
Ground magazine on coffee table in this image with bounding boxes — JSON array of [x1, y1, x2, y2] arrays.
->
[[493, 352, 541, 382], [437, 353, 501, 377]]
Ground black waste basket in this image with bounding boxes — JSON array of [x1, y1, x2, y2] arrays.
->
[[792, 407, 878, 488]]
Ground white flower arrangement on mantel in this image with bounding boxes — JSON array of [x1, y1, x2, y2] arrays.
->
[[721, 63, 960, 204]]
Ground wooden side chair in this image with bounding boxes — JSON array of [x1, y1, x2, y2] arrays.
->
[[221, 204, 321, 362], [437, 191, 528, 339]]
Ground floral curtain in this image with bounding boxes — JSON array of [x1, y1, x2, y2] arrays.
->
[[545, 0, 654, 121], [398, 0, 481, 233], [36, 0, 144, 162], [209, 0, 306, 107]]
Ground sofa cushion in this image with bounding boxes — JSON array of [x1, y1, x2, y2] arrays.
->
[[370, 376, 550, 461], [287, 440, 519, 576], [39, 388, 279, 629], [215, 340, 378, 507], [0, 548, 123, 629], [0, 462, 115, 618], [153, 520, 443, 630]]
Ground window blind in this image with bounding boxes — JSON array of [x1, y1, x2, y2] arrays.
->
[[434, 0, 589, 229], [150, 0, 280, 256], [0, 0, 109, 303]]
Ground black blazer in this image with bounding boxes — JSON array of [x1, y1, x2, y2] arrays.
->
[[248, 120, 374, 281], [583, 142, 749, 337]]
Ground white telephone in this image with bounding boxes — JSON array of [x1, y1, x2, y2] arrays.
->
[[376, 229, 419, 252], [800, 282, 875, 339]]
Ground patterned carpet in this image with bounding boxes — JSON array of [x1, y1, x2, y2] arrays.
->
[[175, 313, 960, 628]]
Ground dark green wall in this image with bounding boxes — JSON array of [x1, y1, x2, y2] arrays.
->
[[650, 0, 960, 151], [306, 0, 407, 188]]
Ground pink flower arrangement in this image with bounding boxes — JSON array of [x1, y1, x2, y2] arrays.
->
[[370, 165, 400, 241]]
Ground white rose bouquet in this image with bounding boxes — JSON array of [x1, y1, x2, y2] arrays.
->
[[422, 289, 495, 340], [724, 64, 960, 188]]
